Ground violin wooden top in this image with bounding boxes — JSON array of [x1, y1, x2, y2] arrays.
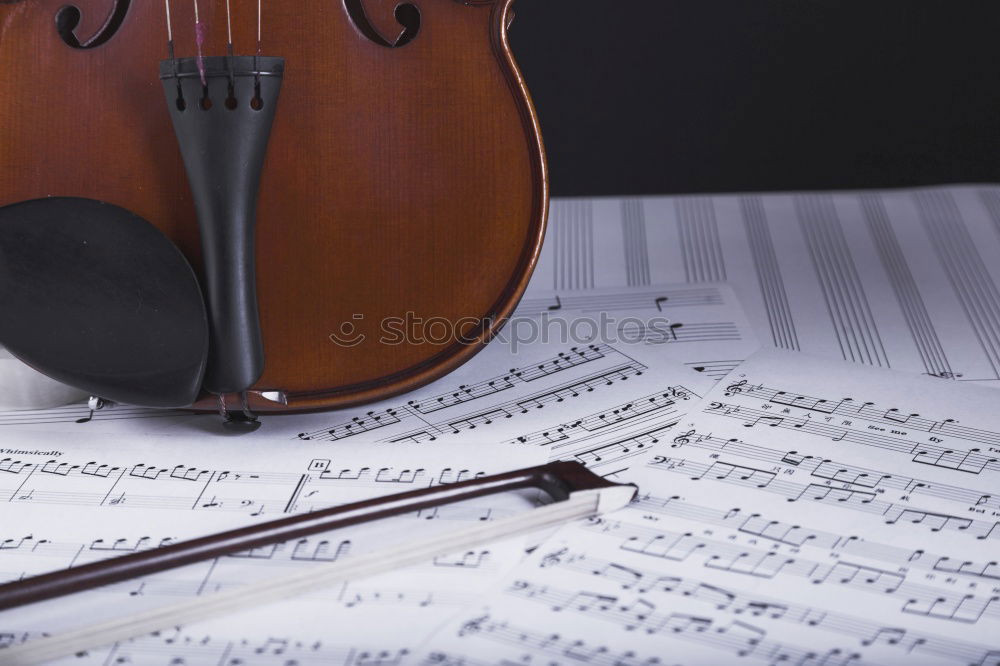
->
[[0, 0, 548, 412]]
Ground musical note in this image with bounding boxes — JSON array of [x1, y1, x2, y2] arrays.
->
[[902, 594, 1000, 624], [932, 557, 1000, 581], [433, 550, 491, 569], [75, 397, 111, 424], [884, 508, 974, 533], [695, 461, 777, 488]]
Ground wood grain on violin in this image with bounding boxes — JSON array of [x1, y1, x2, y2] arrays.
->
[[0, 0, 548, 412]]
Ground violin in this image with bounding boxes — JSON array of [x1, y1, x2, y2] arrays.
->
[[0, 0, 547, 424]]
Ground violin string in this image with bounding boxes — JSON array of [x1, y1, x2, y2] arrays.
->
[[224, 0, 235, 93], [163, 0, 175, 59], [252, 0, 262, 97], [193, 0, 208, 87], [164, 0, 182, 103], [225, 0, 234, 56], [257, 0, 262, 55]]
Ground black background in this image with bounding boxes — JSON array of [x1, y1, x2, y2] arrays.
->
[[508, 1, 1000, 196]]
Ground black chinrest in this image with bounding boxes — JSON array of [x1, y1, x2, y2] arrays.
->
[[0, 198, 208, 408]]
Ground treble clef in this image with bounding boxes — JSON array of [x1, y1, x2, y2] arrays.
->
[[672, 429, 696, 447], [666, 387, 690, 401], [724, 379, 748, 396]]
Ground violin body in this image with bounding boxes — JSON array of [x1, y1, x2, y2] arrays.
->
[[0, 0, 547, 412]]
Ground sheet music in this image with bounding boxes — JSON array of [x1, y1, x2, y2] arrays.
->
[[422, 350, 1000, 665], [0, 436, 548, 663], [0, 316, 718, 475], [531, 184, 1000, 385], [519, 284, 759, 381]]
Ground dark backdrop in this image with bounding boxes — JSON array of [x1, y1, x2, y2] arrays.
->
[[507, 1, 1000, 196]]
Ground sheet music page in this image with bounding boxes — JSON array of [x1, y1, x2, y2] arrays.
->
[[531, 184, 1000, 386], [421, 350, 1000, 665], [0, 435, 548, 663]]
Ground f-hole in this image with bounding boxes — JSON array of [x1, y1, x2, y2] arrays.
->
[[344, 0, 421, 48], [56, 1, 132, 49]]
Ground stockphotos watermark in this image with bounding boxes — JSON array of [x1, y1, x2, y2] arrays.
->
[[329, 312, 679, 352]]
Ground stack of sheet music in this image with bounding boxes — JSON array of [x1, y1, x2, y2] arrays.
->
[[2, 184, 999, 665]]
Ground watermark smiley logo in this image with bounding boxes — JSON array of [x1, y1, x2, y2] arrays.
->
[[329, 314, 366, 348]]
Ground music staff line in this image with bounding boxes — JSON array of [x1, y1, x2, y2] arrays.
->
[[0, 629, 412, 666], [741, 195, 801, 351], [1, 531, 495, 575], [549, 199, 595, 290], [580, 519, 1000, 626], [2, 548, 492, 612], [384, 364, 647, 445], [499, 393, 695, 473], [553, 423, 675, 472], [796, 194, 889, 369], [0, 573, 481, 611], [917, 189, 1000, 380], [0, 458, 508, 515], [627, 494, 1000, 585], [648, 455, 1000, 541], [517, 285, 726, 317], [497, 386, 695, 469], [506, 579, 872, 666], [507, 387, 692, 448], [430, 615, 691, 666], [669, 429, 999, 510], [297, 344, 618, 441], [540, 549, 998, 666], [623, 321, 744, 346], [622, 198, 651, 287], [862, 192, 955, 379], [409, 345, 610, 414], [0, 403, 183, 428], [723, 379, 1000, 450], [677, 197, 727, 284], [686, 359, 744, 380], [706, 400, 1000, 477], [1, 459, 487, 489]]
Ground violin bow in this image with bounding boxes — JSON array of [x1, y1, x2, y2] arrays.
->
[[0, 461, 636, 665]]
